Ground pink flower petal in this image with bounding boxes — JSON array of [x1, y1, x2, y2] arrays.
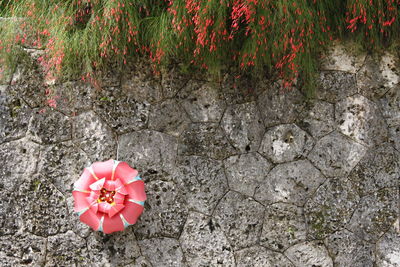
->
[[92, 159, 115, 180], [74, 168, 96, 190], [120, 201, 144, 225], [114, 192, 126, 204], [90, 203, 99, 213], [114, 179, 128, 195], [103, 214, 125, 234], [126, 180, 147, 201], [89, 178, 106, 191], [79, 209, 102, 231], [108, 204, 125, 218], [73, 191, 90, 212], [114, 162, 138, 184]]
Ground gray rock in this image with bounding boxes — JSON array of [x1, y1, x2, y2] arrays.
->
[[72, 111, 116, 161], [213, 191, 264, 250], [179, 80, 226, 123], [87, 229, 142, 266], [257, 83, 304, 127], [17, 174, 69, 236], [335, 94, 387, 146], [52, 81, 94, 115], [28, 109, 72, 144], [119, 130, 178, 174], [0, 139, 39, 235], [348, 143, 400, 196], [180, 212, 235, 267], [379, 88, 400, 127], [254, 160, 325, 206], [221, 73, 261, 105], [304, 178, 360, 239], [0, 91, 31, 144], [389, 125, 400, 151], [179, 123, 236, 160], [134, 179, 188, 239], [221, 102, 264, 152], [376, 222, 400, 267], [235, 246, 294, 267], [317, 71, 357, 103], [139, 237, 185, 267], [261, 203, 307, 251], [320, 43, 366, 73], [347, 187, 398, 242], [259, 124, 314, 163], [0, 233, 46, 266], [297, 100, 335, 139], [308, 131, 367, 177], [121, 62, 163, 104], [161, 65, 190, 98], [127, 256, 153, 267], [356, 55, 389, 100], [176, 156, 228, 215], [46, 231, 88, 266], [94, 86, 150, 134], [223, 152, 272, 197], [37, 142, 91, 195], [284, 241, 333, 267], [148, 99, 190, 137], [325, 229, 375, 267]]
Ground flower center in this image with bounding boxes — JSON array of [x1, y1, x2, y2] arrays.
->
[[98, 188, 116, 204]]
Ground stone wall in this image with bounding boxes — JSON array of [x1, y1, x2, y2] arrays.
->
[[0, 45, 399, 266]]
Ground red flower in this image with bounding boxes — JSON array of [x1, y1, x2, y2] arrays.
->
[[73, 159, 146, 234]]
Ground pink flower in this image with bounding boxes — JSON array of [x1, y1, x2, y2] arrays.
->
[[73, 159, 146, 234]]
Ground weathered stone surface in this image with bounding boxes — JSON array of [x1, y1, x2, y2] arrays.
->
[[257, 83, 304, 127], [161, 64, 190, 98], [213, 191, 264, 250], [221, 102, 264, 153], [17, 174, 69, 236], [317, 71, 358, 103], [259, 124, 314, 163], [134, 179, 188, 239], [37, 142, 91, 195], [94, 86, 150, 134], [148, 99, 190, 137], [52, 81, 94, 115], [179, 80, 226, 123], [356, 55, 389, 100], [176, 156, 228, 215], [305, 178, 360, 239], [389, 125, 400, 152], [0, 233, 46, 266], [235, 246, 294, 267], [139, 237, 185, 267], [320, 43, 366, 73], [119, 130, 178, 174], [347, 187, 398, 243], [308, 131, 367, 177], [28, 109, 72, 144], [285, 241, 333, 267], [254, 160, 325, 206], [348, 143, 399, 196], [179, 123, 236, 160], [72, 111, 116, 161], [221, 73, 261, 105], [336, 94, 387, 146], [325, 229, 375, 267], [379, 88, 400, 127], [261, 203, 307, 251], [87, 230, 141, 266], [376, 221, 400, 267], [180, 212, 235, 267], [297, 100, 335, 139], [224, 152, 272, 197], [0, 139, 39, 236], [121, 63, 163, 103], [0, 91, 31, 144], [46, 231, 88, 266], [380, 52, 399, 89]]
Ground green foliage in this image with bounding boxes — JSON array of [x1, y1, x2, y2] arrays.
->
[[0, 0, 399, 91]]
